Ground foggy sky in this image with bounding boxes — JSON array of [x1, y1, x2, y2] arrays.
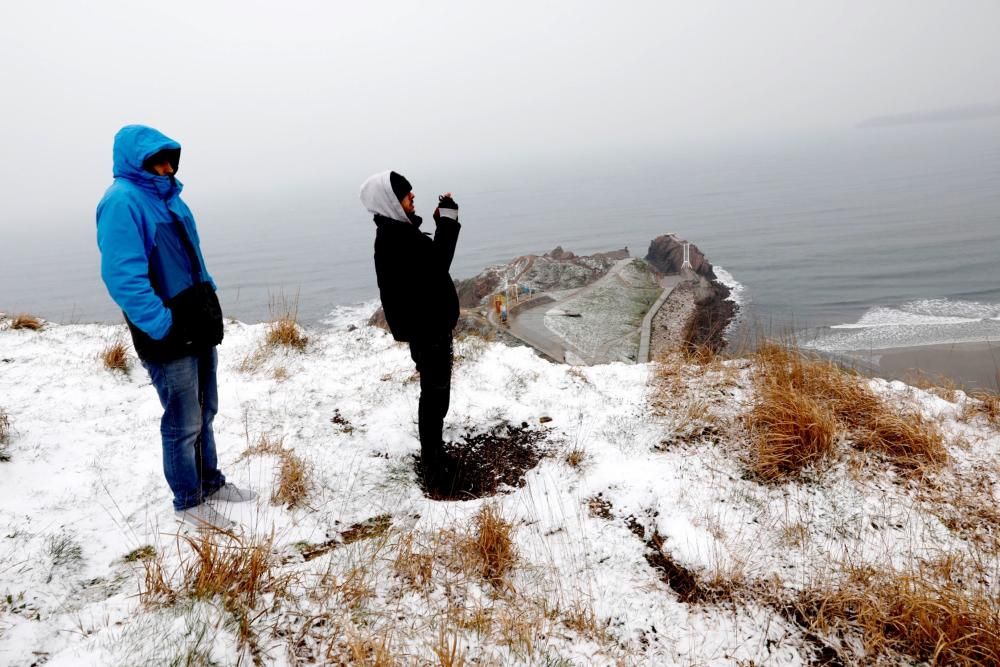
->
[[1, 0, 999, 228]]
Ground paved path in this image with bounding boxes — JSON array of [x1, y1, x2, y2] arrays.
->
[[637, 275, 685, 362], [505, 302, 571, 362]]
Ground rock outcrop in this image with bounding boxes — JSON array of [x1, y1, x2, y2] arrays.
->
[[683, 279, 736, 354], [645, 234, 715, 279], [454, 246, 629, 308]]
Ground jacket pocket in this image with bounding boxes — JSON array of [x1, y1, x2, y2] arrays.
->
[[126, 283, 223, 363]]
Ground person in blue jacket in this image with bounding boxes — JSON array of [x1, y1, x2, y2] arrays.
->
[[96, 125, 254, 529]]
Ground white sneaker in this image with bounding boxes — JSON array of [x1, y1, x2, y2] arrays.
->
[[206, 483, 258, 503], [175, 503, 235, 530]]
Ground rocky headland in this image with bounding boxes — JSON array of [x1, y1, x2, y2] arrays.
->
[[370, 234, 738, 364]]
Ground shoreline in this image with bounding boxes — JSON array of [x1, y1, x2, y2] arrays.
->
[[844, 340, 1000, 391]]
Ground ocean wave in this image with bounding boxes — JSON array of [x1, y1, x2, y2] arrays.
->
[[714, 266, 745, 306], [320, 300, 382, 329], [829, 298, 1000, 329], [803, 297, 1000, 351]]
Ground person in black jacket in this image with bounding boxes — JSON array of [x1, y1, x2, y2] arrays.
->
[[361, 170, 461, 482]]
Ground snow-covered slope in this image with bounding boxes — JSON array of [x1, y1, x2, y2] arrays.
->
[[0, 307, 997, 665]]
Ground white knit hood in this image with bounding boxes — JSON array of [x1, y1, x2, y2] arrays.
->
[[360, 170, 410, 223]]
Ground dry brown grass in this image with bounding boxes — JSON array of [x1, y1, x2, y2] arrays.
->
[[0, 409, 10, 444], [240, 432, 285, 458], [10, 314, 43, 330], [904, 370, 959, 403], [180, 532, 279, 609], [802, 563, 1000, 665], [745, 385, 836, 480], [346, 633, 396, 666], [564, 446, 587, 468], [273, 450, 309, 508], [392, 533, 434, 589], [748, 340, 948, 479], [236, 345, 268, 374], [266, 316, 308, 350], [683, 341, 718, 366], [561, 601, 611, 644], [964, 390, 1000, 428], [141, 530, 284, 607], [141, 530, 291, 651], [432, 628, 467, 667], [853, 410, 947, 470], [470, 505, 516, 589], [266, 295, 308, 350], [289, 522, 627, 665], [235, 296, 308, 374], [239, 434, 312, 508], [100, 338, 131, 373]]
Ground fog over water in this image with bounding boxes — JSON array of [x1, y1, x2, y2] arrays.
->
[[2, 2, 999, 350]]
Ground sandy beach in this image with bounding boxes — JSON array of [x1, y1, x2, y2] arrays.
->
[[850, 340, 1000, 391]]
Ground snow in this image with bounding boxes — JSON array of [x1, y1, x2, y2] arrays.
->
[[1, 307, 998, 665]]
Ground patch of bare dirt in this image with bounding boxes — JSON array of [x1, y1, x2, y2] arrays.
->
[[418, 422, 550, 500]]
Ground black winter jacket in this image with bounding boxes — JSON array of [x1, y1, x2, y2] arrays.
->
[[373, 214, 461, 342]]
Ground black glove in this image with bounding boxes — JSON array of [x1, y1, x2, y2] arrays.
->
[[433, 194, 459, 223]]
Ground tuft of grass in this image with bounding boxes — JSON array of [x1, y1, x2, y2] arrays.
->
[[964, 390, 1000, 428], [273, 450, 309, 508], [265, 294, 308, 350], [563, 446, 587, 468], [239, 434, 312, 508], [470, 505, 516, 588], [748, 340, 947, 479], [239, 432, 285, 458], [745, 385, 836, 481], [853, 410, 947, 471], [683, 342, 718, 366], [141, 530, 291, 652], [10, 314, 43, 331], [266, 317, 308, 350], [237, 294, 308, 373], [802, 564, 1000, 665], [100, 337, 131, 373], [181, 531, 280, 609]]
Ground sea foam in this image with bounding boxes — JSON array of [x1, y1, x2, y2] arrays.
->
[[804, 297, 1000, 351], [714, 266, 745, 306]]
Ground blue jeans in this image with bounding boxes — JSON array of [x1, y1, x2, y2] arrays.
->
[[142, 348, 226, 511]]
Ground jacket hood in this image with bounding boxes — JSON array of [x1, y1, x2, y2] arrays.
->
[[112, 125, 182, 199], [360, 170, 410, 224]]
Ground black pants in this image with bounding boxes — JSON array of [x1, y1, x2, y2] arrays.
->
[[408, 334, 453, 461]]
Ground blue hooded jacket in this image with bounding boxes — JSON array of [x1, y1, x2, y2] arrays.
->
[[96, 125, 217, 342]]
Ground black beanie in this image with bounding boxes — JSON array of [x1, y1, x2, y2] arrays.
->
[[389, 171, 412, 202]]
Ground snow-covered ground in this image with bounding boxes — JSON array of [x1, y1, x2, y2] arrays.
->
[[1, 307, 998, 666]]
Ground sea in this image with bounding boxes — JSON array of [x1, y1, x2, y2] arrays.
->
[[3, 120, 999, 357]]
